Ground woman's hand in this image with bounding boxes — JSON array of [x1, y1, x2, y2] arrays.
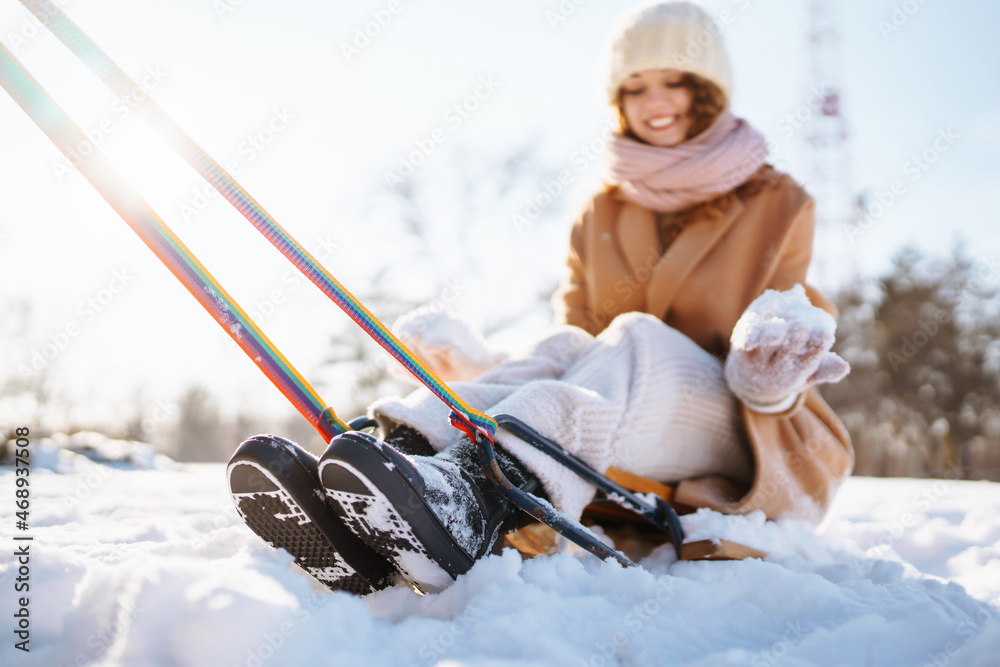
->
[[725, 285, 849, 413]]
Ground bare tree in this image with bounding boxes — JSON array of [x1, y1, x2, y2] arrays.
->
[[827, 242, 1000, 480]]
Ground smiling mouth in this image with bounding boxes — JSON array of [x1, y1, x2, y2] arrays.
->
[[647, 115, 678, 130]]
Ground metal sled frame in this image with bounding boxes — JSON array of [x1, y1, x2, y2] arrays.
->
[[1, 1, 683, 567], [493, 414, 683, 559], [355, 415, 684, 563]]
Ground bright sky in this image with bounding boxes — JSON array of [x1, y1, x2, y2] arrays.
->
[[1, 0, 997, 434]]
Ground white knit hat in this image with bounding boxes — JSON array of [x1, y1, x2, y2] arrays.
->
[[604, 2, 733, 107]]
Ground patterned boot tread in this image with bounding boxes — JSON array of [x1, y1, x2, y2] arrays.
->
[[322, 461, 454, 594], [231, 461, 374, 596]]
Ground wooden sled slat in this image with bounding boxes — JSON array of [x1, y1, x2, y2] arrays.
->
[[680, 539, 768, 561], [603, 466, 675, 502], [504, 467, 767, 561], [505, 468, 768, 562]]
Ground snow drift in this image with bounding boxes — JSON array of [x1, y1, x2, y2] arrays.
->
[[2, 433, 999, 666]]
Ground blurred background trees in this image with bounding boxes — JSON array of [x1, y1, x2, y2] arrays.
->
[[823, 243, 1000, 480]]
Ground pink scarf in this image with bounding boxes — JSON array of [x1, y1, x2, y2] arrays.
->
[[606, 111, 769, 213]]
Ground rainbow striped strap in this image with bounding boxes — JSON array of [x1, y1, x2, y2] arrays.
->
[[18, 0, 497, 442], [0, 42, 349, 441]]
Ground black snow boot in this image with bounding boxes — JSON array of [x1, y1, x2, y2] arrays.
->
[[227, 435, 399, 595], [382, 423, 437, 457], [318, 430, 542, 593]]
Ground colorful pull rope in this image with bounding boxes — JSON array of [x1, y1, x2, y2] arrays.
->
[[14, 0, 498, 443], [2, 12, 652, 569], [0, 42, 349, 441]]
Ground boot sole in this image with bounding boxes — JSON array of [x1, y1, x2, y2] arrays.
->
[[228, 435, 397, 595], [318, 432, 475, 593]]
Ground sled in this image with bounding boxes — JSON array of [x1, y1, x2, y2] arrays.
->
[[1, 0, 685, 567]]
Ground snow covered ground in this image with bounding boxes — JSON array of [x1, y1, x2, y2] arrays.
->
[[3, 434, 1000, 667]]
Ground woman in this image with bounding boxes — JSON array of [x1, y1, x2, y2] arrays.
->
[[228, 1, 852, 596]]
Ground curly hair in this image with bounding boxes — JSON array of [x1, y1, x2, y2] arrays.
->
[[613, 72, 727, 141]]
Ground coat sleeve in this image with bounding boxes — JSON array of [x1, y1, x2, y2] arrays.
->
[[675, 192, 855, 521], [552, 205, 599, 335]]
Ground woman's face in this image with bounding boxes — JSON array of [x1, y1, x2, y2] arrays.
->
[[620, 69, 694, 147]]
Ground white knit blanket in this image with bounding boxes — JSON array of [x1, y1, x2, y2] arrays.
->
[[370, 312, 750, 518]]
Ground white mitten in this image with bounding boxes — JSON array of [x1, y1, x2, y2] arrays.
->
[[390, 306, 507, 383], [725, 285, 849, 413]]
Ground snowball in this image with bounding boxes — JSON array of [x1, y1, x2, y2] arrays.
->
[[730, 284, 837, 351]]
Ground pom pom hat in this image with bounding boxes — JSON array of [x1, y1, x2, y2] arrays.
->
[[604, 2, 733, 107]]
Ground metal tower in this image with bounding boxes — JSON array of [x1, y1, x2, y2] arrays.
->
[[803, 0, 855, 289]]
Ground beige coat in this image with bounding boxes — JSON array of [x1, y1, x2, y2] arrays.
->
[[553, 165, 853, 522]]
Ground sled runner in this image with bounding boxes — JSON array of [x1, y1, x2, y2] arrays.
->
[[1, 0, 686, 569]]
